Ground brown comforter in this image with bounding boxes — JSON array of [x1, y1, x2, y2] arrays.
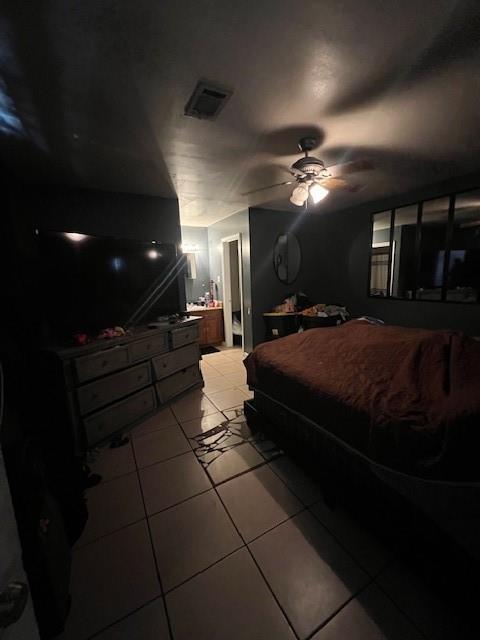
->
[[245, 321, 480, 478]]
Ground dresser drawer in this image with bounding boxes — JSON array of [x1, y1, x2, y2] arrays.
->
[[129, 332, 169, 362], [155, 365, 202, 404], [170, 324, 199, 349], [152, 343, 200, 381], [84, 387, 156, 446], [75, 346, 129, 383], [77, 362, 152, 416]]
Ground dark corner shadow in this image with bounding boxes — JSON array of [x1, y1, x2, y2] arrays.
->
[[1, 2, 174, 197], [239, 162, 294, 197], [323, 145, 459, 178], [0, 134, 52, 184], [250, 441, 473, 637], [1, 2, 76, 184], [326, 1, 480, 117], [262, 125, 326, 156], [79, 61, 175, 197]]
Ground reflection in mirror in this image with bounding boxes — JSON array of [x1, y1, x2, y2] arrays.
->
[[417, 197, 449, 301], [273, 233, 301, 284], [447, 192, 480, 303], [370, 211, 391, 296], [185, 253, 197, 279], [391, 205, 418, 299]]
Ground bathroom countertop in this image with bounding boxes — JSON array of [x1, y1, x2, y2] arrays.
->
[[186, 304, 223, 312]]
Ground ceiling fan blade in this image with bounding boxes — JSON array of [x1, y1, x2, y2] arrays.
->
[[316, 177, 349, 191], [316, 176, 364, 193], [325, 158, 374, 177], [241, 180, 294, 196]]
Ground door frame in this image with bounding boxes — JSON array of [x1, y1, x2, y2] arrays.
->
[[220, 234, 244, 350]]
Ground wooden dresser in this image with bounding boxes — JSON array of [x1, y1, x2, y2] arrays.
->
[[194, 308, 224, 346], [42, 317, 203, 454]]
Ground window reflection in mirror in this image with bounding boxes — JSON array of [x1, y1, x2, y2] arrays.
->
[[416, 197, 449, 301], [391, 204, 418, 299], [446, 192, 480, 303], [370, 211, 391, 297]]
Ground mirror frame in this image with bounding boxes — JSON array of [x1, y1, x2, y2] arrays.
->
[[368, 187, 480, 304], [273, 232, 302, 285]]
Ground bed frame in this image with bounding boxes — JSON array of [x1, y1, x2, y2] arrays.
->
[[244, 389, 480, 607]]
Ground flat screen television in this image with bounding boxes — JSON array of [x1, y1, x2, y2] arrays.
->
[[37, 230, 183, 344]]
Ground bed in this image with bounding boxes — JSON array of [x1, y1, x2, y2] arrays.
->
[[245, 320, 480, 480], [243, 320, 480, 572]]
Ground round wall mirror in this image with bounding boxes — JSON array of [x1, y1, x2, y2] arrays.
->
[[273, 233, 302, 284]]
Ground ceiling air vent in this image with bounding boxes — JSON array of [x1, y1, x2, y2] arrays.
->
[[184, 81, 233, 120]]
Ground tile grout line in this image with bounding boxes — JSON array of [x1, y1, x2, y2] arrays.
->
[[160, 503, 308, 598], [211, 483, 301, 640], [136, 374, 298, 635], [372, 579, 431, 640], [303, 580, 376, 640], [75, 514, 147, 551], [305, 504, 392, 580], [86, 595, 166, 640], [243, 507, 307, 547], [84, 375, 423, 640], [172, 403, 304, 636], [135, 447, 197, 472], [256, 439, 394, 581], [86, 446, 391, 637], [131, 435, 176, 640], [162, 544, 246, 596], [145, 486, 212, 519], [244, 420, 417, 637], [200, 398, 376, 639], [80, 371, 246, 638]]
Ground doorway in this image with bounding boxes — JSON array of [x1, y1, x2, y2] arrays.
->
[[221, 234, 244, 350]]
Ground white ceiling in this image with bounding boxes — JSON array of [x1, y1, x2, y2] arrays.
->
[[1, 0, 480, 226]]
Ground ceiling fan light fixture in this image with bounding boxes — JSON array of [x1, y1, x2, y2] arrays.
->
[[309, 183, 329, 204], [290, 184, 309, 206]]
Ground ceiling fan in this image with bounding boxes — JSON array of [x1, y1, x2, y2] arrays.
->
[[243, 136, 373, 207]]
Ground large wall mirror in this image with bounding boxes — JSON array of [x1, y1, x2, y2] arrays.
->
[[273, 233, 302, 284], [369, 189, 480, 303]]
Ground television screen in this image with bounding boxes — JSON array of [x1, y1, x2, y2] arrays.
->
[[38, 231, 183, 344]]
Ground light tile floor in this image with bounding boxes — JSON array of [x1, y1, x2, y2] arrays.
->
[[63, 347, 475, 640]]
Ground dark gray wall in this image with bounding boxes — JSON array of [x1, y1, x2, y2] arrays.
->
[[31, 186, 182, 246], [207, 210, 253, 352], [180, 226, 210, 303], [250, 172, 480, 346], [249, 207, 336, 346]]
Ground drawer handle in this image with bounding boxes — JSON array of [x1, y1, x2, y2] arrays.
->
[[137, 374, 144, 381], [162, 362, 167, 368], [101, 360, 108, 368], [91, 393, 99, 400], [146, 343, 151, 350]]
